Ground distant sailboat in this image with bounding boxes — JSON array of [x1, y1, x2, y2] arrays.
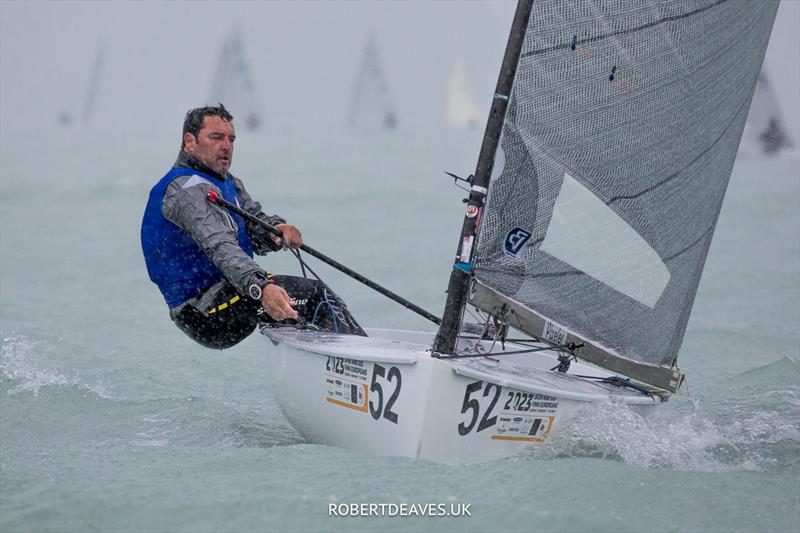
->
[[740, 67, 792, 156], [209, 26, 262, 131], [348, 33, 397, 131], [58, 45, 104, 127], [446, 60, 481, 129]]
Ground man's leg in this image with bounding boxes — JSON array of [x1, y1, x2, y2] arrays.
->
[[172, 281, 262, 349]]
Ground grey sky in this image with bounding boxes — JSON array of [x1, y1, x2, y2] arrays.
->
[[1, 0, 798, 139]]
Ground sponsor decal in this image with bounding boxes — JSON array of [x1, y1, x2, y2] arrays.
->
[[459, 235, 474, 263], [503, 227, 532, 259], [543, 320, 567, 345]]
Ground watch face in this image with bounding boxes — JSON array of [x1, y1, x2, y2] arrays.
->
[[248, 284, 261, 300]]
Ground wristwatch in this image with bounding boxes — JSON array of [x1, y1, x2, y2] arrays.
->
[[248, 274, 273, 300]]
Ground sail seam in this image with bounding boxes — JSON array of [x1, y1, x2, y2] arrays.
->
[[521, 0, 731, 58], [606, 97, 748, 203]]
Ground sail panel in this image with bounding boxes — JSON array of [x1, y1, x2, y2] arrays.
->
[[540, 172, 671, 308], [472, 0, 778, 373]]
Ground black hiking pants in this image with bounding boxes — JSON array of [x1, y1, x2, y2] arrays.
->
[[171, 275, 365, 349]]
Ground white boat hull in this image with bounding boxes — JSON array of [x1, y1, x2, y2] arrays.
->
[[263, 328, 659, 464]]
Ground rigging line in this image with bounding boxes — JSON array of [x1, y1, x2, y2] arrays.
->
[[521, 0, 730, 59], [458, 335, 557, 346], [568, 374, 663, 397], [606, 98, 750, 204], [457, 330, 580, 357], [447, 345, 561, 359], [289, 247, 320, 281]]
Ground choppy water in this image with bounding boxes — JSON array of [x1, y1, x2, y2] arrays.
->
[[1, 129, 798, 532]]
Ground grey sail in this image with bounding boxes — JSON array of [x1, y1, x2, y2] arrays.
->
[[348, 33, 398, 131], [82, 45, 105, 126], [59, 45, 104, 127], [469, 0, 778, 391], [209, 27, 262, 131], [740, 67, 793, 156]]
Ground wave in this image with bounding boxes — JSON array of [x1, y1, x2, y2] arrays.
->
[[126, 397, 303, 449], [1, 333, 304, 450], [0, 333, 109, 397], [527, 356, 799, 472]]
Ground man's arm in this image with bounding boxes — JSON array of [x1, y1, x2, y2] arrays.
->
[[163, 175, 269, 297], [230, 176, 286, 254]]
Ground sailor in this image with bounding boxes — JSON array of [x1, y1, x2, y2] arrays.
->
[[141, 104, 363, 349]]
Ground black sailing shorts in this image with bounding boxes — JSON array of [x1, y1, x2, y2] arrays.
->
[[172, 275, 365, 349]]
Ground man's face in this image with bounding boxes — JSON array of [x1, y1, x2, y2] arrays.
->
[[184, 115, 235, 175]]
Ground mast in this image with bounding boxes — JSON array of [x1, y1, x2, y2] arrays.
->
[[433, 0, 534, 355]]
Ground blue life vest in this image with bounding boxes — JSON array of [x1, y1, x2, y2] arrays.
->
[[141, 166, 254, 308]]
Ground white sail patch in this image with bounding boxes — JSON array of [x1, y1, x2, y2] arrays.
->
[[540, 173, 670, 308]]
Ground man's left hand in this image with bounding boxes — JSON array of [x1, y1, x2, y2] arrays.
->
[[273, 224, 303, 249]]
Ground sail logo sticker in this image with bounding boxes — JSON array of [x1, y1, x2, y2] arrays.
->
[[503, 228, 532, 259]]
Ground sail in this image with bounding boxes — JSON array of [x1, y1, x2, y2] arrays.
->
[[468, 0, 778, 390], [82, 45, 104, 125], [209, 27, 262, 131], [58, 45, 104, 127], [446, 60, 481, 129], [348, 33, 398, 131], [740, 67, 793, 156]]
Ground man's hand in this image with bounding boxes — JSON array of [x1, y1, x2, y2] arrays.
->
[[260, 283, 299, 321], [272, 224, 303, 249]]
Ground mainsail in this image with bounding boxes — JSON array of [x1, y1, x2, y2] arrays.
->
[[209, 27, 262, 131], [82, 45, 104, 126], [435, 0, 779, 392], [446, 60, 481, 129], [58, 45, 104, 127], [348, 33, 398, 131], [740, 67, 793, 156]]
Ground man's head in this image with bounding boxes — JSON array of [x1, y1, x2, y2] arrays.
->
[[182, 104, 235, 175]]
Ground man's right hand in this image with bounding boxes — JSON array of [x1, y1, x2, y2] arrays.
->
[[261, 283, 299, 321]]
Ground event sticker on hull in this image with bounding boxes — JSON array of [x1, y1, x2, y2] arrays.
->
[[491, 389, 558, 441], [325, 356, 369, 412], [492, 413, 555, 441], [324, 357, 404, 425], [457, 381, 559, 442]]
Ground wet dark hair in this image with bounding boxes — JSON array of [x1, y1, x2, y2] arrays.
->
[[181, 104, 234, 148]]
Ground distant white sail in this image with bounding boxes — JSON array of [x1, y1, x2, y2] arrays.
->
[[209, 27, 262, 131], [348, 33, 397, 131], [740, 67, 792, 156], [446, 60, 481, 129]]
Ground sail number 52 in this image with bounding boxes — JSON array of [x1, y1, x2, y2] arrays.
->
[[458, 380, 501, 435], [369, 363, 401, 424]]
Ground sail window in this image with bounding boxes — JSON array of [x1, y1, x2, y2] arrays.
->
[[540, 173, 670, 308]]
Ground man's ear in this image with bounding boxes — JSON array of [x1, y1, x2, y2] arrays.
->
[[183, 132, 197, 154]]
